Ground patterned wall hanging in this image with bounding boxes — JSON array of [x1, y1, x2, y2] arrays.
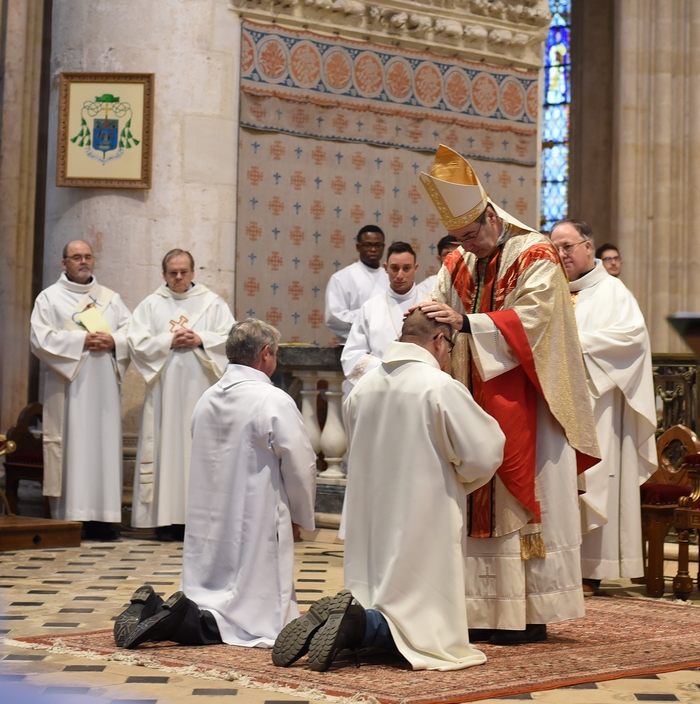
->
[[235, 130, 537, 346], [236, 21, 540, 346], [240, 20, 539, 166]]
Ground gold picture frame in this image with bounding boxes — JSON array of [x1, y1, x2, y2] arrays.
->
[[57, 72, 154, 189]]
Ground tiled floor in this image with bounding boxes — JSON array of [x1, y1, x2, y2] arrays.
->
[[1, 530, 700, 703]]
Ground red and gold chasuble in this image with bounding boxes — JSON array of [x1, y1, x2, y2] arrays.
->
[[440, 231, 600, 557]]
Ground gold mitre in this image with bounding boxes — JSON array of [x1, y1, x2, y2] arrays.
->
[[418, 145, 490, 230]]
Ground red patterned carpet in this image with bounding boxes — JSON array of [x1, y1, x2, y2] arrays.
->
[[11, 597, 700, 704]]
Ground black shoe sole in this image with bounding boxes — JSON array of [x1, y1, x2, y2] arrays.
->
[[272, 591, 350, 667], [307, 592, 355, 672], [114, 585, 161, 648], [123, 591, 187, 649]]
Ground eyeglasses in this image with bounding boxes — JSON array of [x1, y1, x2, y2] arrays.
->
[[555, 240, 588, 255], [454, 222, 483, 243], [602, 256, 621, 263], [358, 242, 384, 250], [434, 332, 455, 353], [65, 254, 93, 263]]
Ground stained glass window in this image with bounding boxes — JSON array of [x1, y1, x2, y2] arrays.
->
[[541, 0, 571, 232]]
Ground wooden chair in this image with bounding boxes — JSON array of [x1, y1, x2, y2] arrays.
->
[[640, 424, 700, 597], [2, 403, 50, 518]]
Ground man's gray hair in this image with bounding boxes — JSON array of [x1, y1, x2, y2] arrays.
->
[[226, 318, 281, 366], [552, 219, 595, 248]]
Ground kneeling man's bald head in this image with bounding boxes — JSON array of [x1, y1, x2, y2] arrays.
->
[[401, 309, 451, 343], [400, 309, 454, 367]]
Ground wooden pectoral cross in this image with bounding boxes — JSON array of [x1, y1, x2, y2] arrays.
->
[[169, 315, 189, 332]]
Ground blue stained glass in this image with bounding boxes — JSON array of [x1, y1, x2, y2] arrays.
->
[[542, 105, 569, 143], [541, 182, 568, 225], [545, 26, 570, 66], [541, 0, 571, 229], [542, 145, 569, 182], [549, 0, 571, 25]]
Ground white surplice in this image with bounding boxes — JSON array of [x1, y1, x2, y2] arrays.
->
[[324, 260, 389, 343], [127, 283, 235, 528], [181, 364, 317, 647], [29, 273, 131, 522], [571, 261, 656, 579], [340, 284, 426, 385], [344, 341, 505, 670]]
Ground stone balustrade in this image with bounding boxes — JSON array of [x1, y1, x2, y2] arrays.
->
[[274, 345, 347, 521]]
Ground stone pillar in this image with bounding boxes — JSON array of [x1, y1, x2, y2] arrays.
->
[[43, 0, 242, 432], [569, 0, 614, 239], [613, 0, 700, 352], [0, 1, 45, 430]]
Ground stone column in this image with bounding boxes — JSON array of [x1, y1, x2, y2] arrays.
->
[[43, 0, 242, 432], [613, 0, 700, 352], [0, 1, 45, 430]]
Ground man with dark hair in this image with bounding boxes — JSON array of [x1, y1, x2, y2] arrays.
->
[[116, 319, 317, 650], [127, 249, 235, 541], [273, 310, 504, 672], [421, 234, 460, 294], [324, 225, 389, 343], [416, 145, 600, 645], [595, 242, 622, 277], [551, 220, 655, 596], [30, 240, 131, 540], [341, 241, 428, 385]]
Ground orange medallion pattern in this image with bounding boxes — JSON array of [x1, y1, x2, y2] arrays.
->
[[241, 21, 539, 166]]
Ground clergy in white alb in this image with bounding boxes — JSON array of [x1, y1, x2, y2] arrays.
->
[[341, 241, 430, 385], [29, 240, 131, 530], [117, 319, 317, 650], [417, 146, 600, 645], [182, 319, 317, 646], [127, 249, 235, 534], [325, 225, 389, 343], [551, 220, 656, 589], [272, 311, 505, 672]]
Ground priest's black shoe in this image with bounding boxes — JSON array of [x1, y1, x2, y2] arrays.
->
[[308, 592, 366, 672], [489, 624, 547, 645], [82, 521, 120, 542], [272, 590, 352, 667], [468, 629, 493, 642], [114, 585, 164, 647], [123, 591, 188, 649]]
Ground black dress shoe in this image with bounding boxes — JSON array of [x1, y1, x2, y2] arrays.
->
[[83, 521, 120, 542], [489, 623, 547, 645], [124, 591, 189, 649], [308, 593, 366, 672], [114, 585, 164, 647], [468, 628, 493, 642], [272, 590, 351, 667]]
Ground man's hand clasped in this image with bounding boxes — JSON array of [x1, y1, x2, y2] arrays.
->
[[171, 328, 202, 349], [84, 332, 115, 352]]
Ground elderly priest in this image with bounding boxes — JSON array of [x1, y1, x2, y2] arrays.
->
[[116, 319, 317, 649], [30, 239, 131, 541], [127, 248, 235, 541], [551, 219, 656, 595], [417, 145, 600, 645]]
